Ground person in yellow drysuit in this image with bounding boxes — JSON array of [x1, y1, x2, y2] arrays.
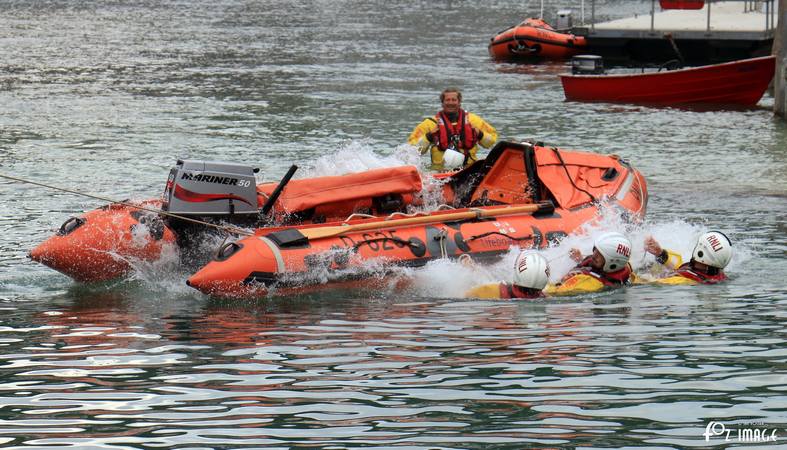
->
[[408, 88, 498, 170], [643, 231, 732, 285], [465, 251, 550, 299], [545, 232, 634, 296]]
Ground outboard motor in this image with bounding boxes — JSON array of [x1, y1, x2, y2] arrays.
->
[[162, 160, 261, 254], [571, 55, 604, 75], [556, 9, 573, 30], [163, 160, 259, 218]]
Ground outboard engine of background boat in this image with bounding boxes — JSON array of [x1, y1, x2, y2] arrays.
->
[[571, 55, 604, 75], [162, 159, 261, 249]]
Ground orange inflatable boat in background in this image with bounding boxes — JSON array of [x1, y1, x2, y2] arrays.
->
[[186, 141, 648, 298], [489, 18, 587, 61]]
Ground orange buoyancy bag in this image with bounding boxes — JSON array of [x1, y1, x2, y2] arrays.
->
[[434, 109, 478, 151], [258, 166, 423, 215]]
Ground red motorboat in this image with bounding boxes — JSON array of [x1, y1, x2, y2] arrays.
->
[[560, 55, 776, 107], [489, 18, 587, 61]]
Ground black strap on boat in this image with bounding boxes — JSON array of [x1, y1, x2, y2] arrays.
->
[[352, 236, 417, 251], [465, 231, 533, 242], [261, 164, 298, 216], [267, 228, 309, 248], [523, 144, 541, 202], [551, 147, 596, 203]]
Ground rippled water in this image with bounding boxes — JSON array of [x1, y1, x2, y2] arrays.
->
[[1, 0, 786, 448]]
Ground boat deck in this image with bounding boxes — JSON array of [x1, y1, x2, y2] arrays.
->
[[574, 1, 777, 63]]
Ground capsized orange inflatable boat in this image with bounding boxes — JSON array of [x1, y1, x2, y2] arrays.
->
[[29, 200, 178, 283], [489, 18, 587, 61], [30, 141, 647, 290], [30, 161, 426, 282], [186, 141, 648, 298]]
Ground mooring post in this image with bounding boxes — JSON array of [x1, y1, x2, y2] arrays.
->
[[775, 0, 787, 118]]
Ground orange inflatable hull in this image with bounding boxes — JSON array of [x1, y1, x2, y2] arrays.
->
[[30, 142, 647, 291], [187, 143, 648, 298], [30, 166, 425, 283], [29, 201, 177, 282], [489, 18, 587, 61]]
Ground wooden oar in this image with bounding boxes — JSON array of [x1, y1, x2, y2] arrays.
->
[[297, 202, 554, 241]]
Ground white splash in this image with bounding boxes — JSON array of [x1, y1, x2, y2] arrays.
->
[[404, 205, 749, 298], [297, 140, 423, 178], [287, 139, 453, 214]]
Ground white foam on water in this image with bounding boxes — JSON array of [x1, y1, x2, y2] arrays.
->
[[296, 139, 423, 178], [402, 249, 521, 299], [286, 139, 455, 213], [403, 205, 750, 298]]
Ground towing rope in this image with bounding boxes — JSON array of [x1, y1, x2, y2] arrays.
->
[[0, 172, 254, 236]]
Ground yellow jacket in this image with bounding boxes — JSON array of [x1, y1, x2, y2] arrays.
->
[[636, 249, 695, 285], [544, 274, 607, 296], [465, 283, 545, 299], [654, 249, 683, 271], [652, 274, 699, 285], [465, 283, 503, 299], [407, 111, 497, 170], [545, 265, 633, 296]]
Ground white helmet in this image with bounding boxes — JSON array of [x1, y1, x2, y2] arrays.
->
[[692, 231, 732, 269], [594, 232, 632, 272], [513, 251, 550, 290], [442, 148, 465, 169]]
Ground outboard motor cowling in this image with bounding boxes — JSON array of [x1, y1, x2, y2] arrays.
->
[[571, 55, 604, 75], [163, 160, 259, 217]]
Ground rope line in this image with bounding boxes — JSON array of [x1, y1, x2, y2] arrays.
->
[[0, 172, 253, 236]]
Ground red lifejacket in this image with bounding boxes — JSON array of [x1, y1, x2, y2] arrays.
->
[[564, 257, 632, 286], [499, 283, 545, 299], [434, 109, 478, 151], [674, 263, 727, 284]]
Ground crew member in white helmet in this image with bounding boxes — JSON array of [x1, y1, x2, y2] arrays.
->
[[465, 251, 550, 299], [643, 231, 732, 285], [546, 231, 634, 295], [408, 87, 497, 170]]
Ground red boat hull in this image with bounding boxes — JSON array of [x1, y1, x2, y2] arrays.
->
[[560, 56, 775, 107]]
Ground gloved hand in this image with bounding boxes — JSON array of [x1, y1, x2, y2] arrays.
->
[[469, 127, 483, 142], [644, 236, 662, 256], [569, 248, 583, 263]]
